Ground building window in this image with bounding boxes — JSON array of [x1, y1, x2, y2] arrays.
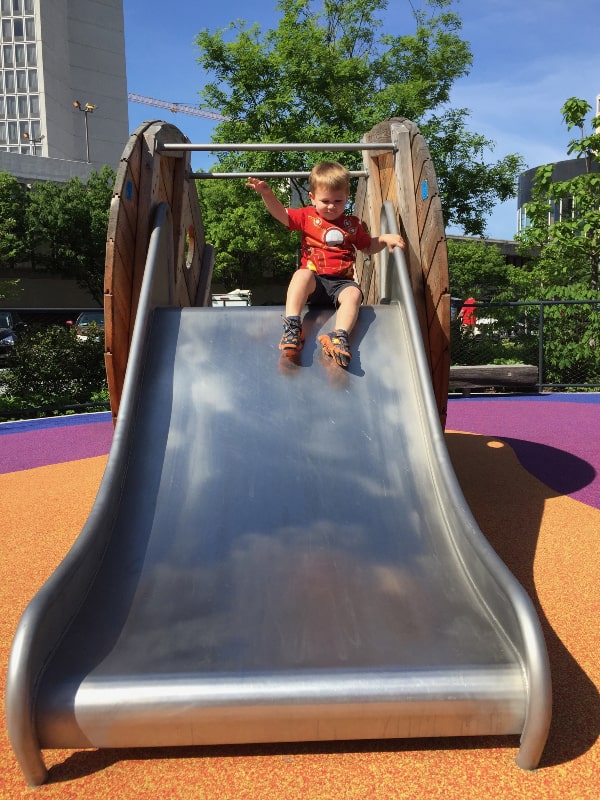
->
[[561, 196, 574, 221], [28, 93, 38, 115], [1, 0, 11, 16], [5, 94, 15, 117], [24, 0, 34, 13], [0, 121, 6, 144], [2, 19, 12, 41], [14, 41, 25, 66], [28, 118, 40, 138], [3, 44, 14, 67], [13, 19, 23, 40], [24, 17, 34, 40], [4, 69, 14, 92], [27, 66, 36, 90], [26, 42, 35, 65], [15, 68, 25, 91]]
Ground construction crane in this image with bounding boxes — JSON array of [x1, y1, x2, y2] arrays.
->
[[128, 92, 228, 122]]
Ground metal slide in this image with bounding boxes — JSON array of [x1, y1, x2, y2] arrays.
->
[[6, 205, 551, 786]]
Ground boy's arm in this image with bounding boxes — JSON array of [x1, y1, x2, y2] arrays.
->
[[246, 178, 289, 227], [365, 232, 406, 255]]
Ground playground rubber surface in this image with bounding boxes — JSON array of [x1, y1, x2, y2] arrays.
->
[[0, 396, 598, 799]]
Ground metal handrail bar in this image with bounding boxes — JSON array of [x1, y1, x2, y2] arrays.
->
[[159, 141, 394, 153], [190, 170, 368, 180]]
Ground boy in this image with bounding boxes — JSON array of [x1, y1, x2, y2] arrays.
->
[[247, 161, 405, 367]]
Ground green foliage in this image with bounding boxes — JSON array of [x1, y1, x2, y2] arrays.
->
[[425, 110, 524, 235], [194, 0, 524, 285], [537, 290, 600, 385], [447, 238, 510, 300], [0, 278, 21, 301], [450, 322, 538, 367], [0, 171, 28, 267], [197, 177, 300, 284], [1, 324, 107, 415], [197, 0, 473, 143], [25, 165, 115, 303], [517, 97, 600, 292], [450, 293, 600, 387]]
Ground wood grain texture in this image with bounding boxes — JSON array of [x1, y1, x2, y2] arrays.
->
[[104, 121, 211, 422], [359, 119, 450, 428]]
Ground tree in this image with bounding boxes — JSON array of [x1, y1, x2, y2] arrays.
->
[[0, 171, 28, 268], [197, 177, 300, 286], [425, 109, 524, 236], [25, 165, 115, 303], [447, 238, 510, 300], [194, 0, 524, 285], [517, 97, 600, 294]]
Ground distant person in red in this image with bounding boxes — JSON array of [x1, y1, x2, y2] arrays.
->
[[458, 297, 477, 330]]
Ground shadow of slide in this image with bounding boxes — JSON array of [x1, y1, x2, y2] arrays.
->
[[445, 431, 600, 768]]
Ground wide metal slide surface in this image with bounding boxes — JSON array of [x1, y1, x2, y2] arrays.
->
[[36, 307, 528, 734], [7, 242, 551, 783]]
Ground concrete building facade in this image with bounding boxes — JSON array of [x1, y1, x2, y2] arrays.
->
[[0, 0, 129, 184]]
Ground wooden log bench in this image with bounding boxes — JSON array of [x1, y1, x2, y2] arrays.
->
[[449, 364, 539, 395]]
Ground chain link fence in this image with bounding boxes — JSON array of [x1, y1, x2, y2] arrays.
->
[[451, 299, 600, 392]]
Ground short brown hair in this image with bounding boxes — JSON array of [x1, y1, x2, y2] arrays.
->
[[309, 161, 351, 194]]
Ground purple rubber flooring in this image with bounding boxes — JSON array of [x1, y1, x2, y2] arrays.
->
[[1, 395, 598, 510], [0, 412, 113, 474], [447, 394, 600, 510]]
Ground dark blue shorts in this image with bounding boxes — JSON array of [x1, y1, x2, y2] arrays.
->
[[307, 273, 364, 308]]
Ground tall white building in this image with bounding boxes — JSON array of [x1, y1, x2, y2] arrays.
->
[[0, 0, 128, 182]]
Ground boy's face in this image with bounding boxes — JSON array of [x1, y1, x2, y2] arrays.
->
[[309, 185, 349, 221]]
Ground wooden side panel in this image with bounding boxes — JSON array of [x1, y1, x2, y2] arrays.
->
[[104, 121, 211, 423], [359, 119, 450, 428]]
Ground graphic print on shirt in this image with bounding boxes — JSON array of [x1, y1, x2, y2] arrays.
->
[[287, 206, 372, 278]]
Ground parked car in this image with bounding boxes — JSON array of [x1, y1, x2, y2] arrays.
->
[[0, 311, 26, 364], [67, 310, 105, 341]]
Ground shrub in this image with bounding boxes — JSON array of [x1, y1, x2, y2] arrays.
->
[[1, 324, 107, 417]]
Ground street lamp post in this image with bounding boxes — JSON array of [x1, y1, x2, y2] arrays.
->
[[22, 131, 45, 154], [73, 100, 96, 163]]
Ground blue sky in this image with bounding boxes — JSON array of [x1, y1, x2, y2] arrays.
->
[[123, 0, 599, 240]]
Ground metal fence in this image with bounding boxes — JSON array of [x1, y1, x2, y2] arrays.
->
[[451, 299, 600, 391]]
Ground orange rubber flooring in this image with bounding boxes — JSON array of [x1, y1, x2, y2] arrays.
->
[[0, 398, 598, 799]]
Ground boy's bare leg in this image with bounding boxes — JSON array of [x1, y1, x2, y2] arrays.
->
[[285, 269, 316, 316], [333, 284, 362, 335], [318, 284, 362, 367]]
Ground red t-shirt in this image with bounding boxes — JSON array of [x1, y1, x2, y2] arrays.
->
[[287, 205, 372, 279], [460, 298, 477, 326]]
